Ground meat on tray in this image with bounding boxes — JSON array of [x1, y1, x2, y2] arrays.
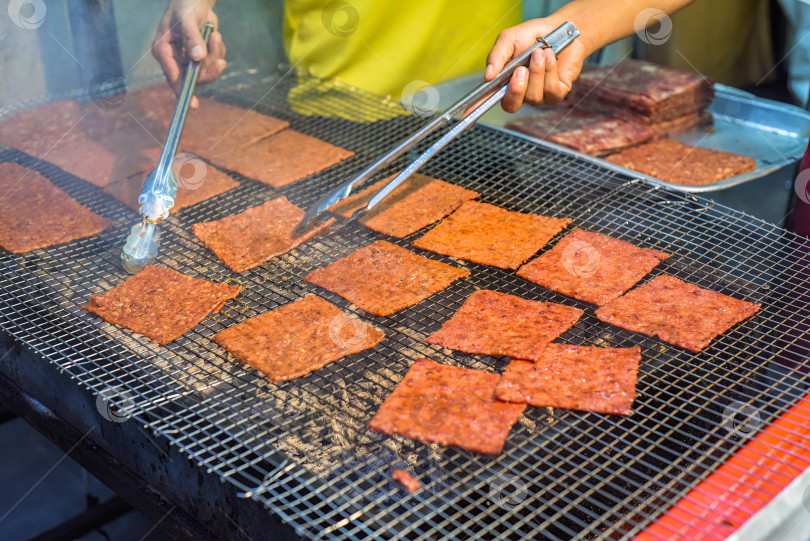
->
[[304, 240, 470, 316], [505, 108, 654, 156], [567, 59, 715, 124], [328, 173, 479, 238], [392, 469, 421, 493], [606, 138, 757, 185], [426, 290, 583, 361], [213, 294, 384, 382], [369, 358, 526, 455], [193, 196, 332, 273], [495, 344, 642, 416], [412, 200, 572, 269], [0, 162, 111, 253], [83, 265, 242, 345], [104, 162, 239, 214], [516, 229, 670, 306], [594, 275, 761, 352], [209, 129, 354, 188]]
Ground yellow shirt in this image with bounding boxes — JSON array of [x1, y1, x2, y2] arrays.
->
[[283, 1, 522, 119]]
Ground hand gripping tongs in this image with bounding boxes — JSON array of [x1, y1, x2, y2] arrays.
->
[[121, 22, 214, 274], [293, 22, 580, 237]]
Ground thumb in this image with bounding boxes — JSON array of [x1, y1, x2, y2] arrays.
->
[[181, 16, 207, 61]]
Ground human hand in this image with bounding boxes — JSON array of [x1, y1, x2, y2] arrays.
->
[[151, 0, 226, 109], [486, 18, 590, 113]]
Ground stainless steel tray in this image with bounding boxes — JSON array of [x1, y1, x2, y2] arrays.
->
[[482, 83, 810, 192]]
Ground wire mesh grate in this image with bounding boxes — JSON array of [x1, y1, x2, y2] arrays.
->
[[0, 68, 808, 540]]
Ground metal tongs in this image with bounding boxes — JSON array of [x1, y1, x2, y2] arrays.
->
[[120, 22, 214, 274], [294, 21, 580, 237]]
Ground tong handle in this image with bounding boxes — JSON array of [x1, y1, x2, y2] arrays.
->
[[355, 22, 580, 217], [296, 22, 578, 234], [156, 21, 214, 172]]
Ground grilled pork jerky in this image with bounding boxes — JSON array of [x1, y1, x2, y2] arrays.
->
[[304, 240, 470, 316], [606, 139, 756, 185], [506, 108, 654, 156], [595, 275, 761, 352], [104, 164, 239, 213], [426, 290, 583, 361], [193, 196, 332, 273], [517, 229, 670, 305], [213, 295, 384, 382], [392, 469, 421, 493], [412, 200, 571, 269], [495, 344, 642, 416], [84, 265, 242, 345], [369, 358, 526, 455], [179, 97, 289, 157], [567, 59, 715, 123], [329, 173, 479, 237], [0, 162, 110, 253], [210, 129, 354, 188]]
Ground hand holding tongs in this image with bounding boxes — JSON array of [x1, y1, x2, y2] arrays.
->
[[121, 22, 214, 274], [294, 22, 580, 237], [138, 21, 214, 223]]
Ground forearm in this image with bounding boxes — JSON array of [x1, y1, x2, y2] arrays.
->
[[549, 0, 696, 56]]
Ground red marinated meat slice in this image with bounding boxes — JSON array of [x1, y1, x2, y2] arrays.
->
[[213, 295, 384, 382], [304, 240, 469, 316], [495, 344, 642, 416], [516, 229, 669, 305], [594, 275, 761, 352], [426, 290, 583, 360], [369, 358, 526, 455]]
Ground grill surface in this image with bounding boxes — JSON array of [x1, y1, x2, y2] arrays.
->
[[1, 69, 809, 540]]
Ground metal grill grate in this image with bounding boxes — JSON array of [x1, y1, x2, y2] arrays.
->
[[0, 68, 809, 540]]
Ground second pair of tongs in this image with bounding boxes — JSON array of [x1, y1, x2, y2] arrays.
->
[[294, 21, 580, 237]]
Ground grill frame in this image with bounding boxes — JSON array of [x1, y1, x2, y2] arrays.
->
[[0, 68, 808, 540]]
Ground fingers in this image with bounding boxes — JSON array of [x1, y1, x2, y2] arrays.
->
[[181, 12, 208, 62], [486, 30, 518, 81], [501, 67, 528, 113]]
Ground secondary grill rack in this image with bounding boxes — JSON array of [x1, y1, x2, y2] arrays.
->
[[0, 68, 808, 540]]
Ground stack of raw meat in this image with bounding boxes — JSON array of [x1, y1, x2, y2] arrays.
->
[[506, 59, 715, 156]]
